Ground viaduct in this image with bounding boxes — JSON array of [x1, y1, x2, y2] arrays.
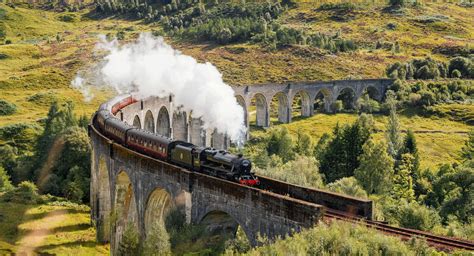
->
[[90, 79, 383, 253]]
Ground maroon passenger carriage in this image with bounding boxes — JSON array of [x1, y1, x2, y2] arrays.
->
[[93, 94, 260, 187]]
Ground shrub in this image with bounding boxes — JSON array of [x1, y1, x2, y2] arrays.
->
[[58, 14, 75, 22], [0, 99, 17, 116], [0, 167, 13, 192], [5, 39, 11, 44], [116, 31, 125, 40], [1, 181, 41, 203], [327, 177, 367, 198], [389, 0, 406, 7], [331, 100, 343, 113], [448, 57, 472, 78], [0, 53, 8, 59]]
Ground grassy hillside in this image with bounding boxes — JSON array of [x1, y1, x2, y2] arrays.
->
[[0, 2, 472, 254], [0, 201, 108, 255]]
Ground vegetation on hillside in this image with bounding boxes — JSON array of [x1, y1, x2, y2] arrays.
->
[[0, 0, 473, 255]]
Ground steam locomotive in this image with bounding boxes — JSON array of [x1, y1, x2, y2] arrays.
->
[[94, 109, 260, 187]]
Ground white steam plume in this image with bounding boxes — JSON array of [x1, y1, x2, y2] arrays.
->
[[72, 33, 246, 142]]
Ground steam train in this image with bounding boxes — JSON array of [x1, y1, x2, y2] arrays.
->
[[93, 109, 260, 187]]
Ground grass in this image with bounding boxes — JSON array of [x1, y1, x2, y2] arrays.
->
[[0, 201, 109, 255]]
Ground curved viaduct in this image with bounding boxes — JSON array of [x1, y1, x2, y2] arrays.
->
[[90, 80, 379, 253], [90, 95, 327, 254], [233, 79, 393, 128]]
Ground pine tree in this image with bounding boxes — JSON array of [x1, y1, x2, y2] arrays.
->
[[392, 154, 416, 202], [142, 221, 171, 255], [401, 129, 421, 195], [354, 138, 394, 194], [295, 130, 312, 156], [385, 91, 402, 160], [118, 224, 139, 256]]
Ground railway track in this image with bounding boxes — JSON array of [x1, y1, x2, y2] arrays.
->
[[324, 209, 474, 252]]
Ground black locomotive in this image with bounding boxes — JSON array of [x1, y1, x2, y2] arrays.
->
[[94, 109, 259, 187]]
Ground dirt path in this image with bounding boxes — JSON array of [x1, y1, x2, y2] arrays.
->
[[16, 209, 68, 255]]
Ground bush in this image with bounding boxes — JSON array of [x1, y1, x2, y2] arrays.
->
[[0, 99, 17, 116], [58, 14, 75, 22], [0, 167, 13, 192], [1, 181, 41, 203], [5, 39, 11, 44], [230, 221, 437, 255], [331, 100, 343, 113], [451, 69, 461, 78], [389, 0, 406, 7]]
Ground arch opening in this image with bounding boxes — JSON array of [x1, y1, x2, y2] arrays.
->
[[157, 106, 171, 137], [235, 95, 248, 127], [336, 87, 356, 112], [314, 89, 329, 114], [114, 171, 138, 252], [357, 86, 381, 113], [270, 92, 290, 125], [199, 210, 250, 250], [144, 110, 155, 133], [172, 111, 188, 141], [249, 93, 268, 128], [133, 115, 141, 129], [292, 91, 311, 120]]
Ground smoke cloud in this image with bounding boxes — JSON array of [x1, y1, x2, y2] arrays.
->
[[72, 33, 246, 143]]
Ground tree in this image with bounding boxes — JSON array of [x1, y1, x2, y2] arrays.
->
[[392, 154, 416, 202], [426, 162, 473, 223], [118, 224, 140, 256], [295, 130, 312, 156], [327, 177, 368, 198], [401, 130, 421, 195], [461, 129, 474, 161], [314, 133, 331, 161], [143, 221, 171, 255], [319, 116, 372, 183], [448, 57, 472, 78], [266, 127, 294, 162], [354, 138, 394, 194], [385, 91, 402, 160], [256, 155, 323, 188]]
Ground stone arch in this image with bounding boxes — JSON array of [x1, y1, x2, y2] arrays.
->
[[97, 155, 111, 243], [144, 188, 174, 235], [314, 88, 332, 113], [157, 106, 171, 137], [132, 115, 141, 129], [199, 210, 250, 244], [250, 93, 269, 127], [292, 90, 311, 118], [172, 111, 188, 141], [336, 87, 356, 111], [235, 95, 247, 126], [144, 110, 155, 133], [114, 171, 138, 251], [270, 92, 290, 124], [364, 86, 381, 101]]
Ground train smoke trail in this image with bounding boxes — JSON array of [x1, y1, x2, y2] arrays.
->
[[73, 33, 246, 143]]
